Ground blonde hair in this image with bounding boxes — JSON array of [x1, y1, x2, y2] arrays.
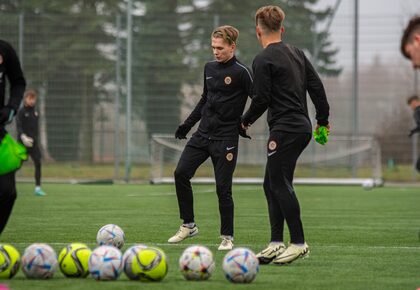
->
[[24, 89, 37, 99], [255, 5, 285, 33], [212, 25, 239, 45]]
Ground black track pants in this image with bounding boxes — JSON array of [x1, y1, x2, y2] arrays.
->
[[263, 131, 311, 244], [0, 171, 17, 235], [174, 135, 238, 236]]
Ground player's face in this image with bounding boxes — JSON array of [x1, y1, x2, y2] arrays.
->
[[25, 96, 36, 107], [404, 34, 420, 69], [211, 37, 235, 63]]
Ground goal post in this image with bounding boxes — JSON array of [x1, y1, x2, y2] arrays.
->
[[150, 134, 383, 187]]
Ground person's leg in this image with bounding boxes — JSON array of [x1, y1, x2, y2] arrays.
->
[[267, 131, 311, 264], [211, 140, 238, 237], [31, 143, 46, 196], [416, 157, 420, 172], [0, 171, 17, 235], [255, 164, 287, 263], [168, 136, 209, 243]]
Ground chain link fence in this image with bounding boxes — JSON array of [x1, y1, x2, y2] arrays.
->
[[0, 4, 418, 182]]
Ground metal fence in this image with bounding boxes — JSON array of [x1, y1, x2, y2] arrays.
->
[[0, 2, 419, 182]]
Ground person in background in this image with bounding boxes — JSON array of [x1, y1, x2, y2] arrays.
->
[[401, 15, 420, 68], [16, 90, 46, 196], [407, 95, 420, 172]]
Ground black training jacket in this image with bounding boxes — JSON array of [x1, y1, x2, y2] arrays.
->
[[184, 55, 253, 140], [16, 105, 39, 140], [0, 39, 26, 131], [242, 42, 329, 133]]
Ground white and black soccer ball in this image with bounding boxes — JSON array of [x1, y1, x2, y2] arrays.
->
[[222, 247, 259, 283], [96, 224, 125, 249], [362, 179, 374, 190], [179, 245, 215, 281], [122, 244, 148, 280], [21, 243, 58, 279], [88, 245, 123, 280]]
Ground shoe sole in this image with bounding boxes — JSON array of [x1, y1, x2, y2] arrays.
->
[[257, 257, 275, 264], [273, 249, 310, 265]]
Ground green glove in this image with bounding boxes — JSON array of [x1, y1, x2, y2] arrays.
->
[[313, 126, 329, 145], [0, 133, 28, 175]]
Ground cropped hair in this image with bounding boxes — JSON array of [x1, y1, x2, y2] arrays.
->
[[255, 5, 285, 33], [401, 15, 420, 59], [407, 95, 419, 105], [212, 25, 239, 45]]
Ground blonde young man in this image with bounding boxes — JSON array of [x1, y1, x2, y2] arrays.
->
[[168, 26, 253, 250], [16, 90, 46, 196], [241, 6, 330, 265], [401, 15, 420, 68]]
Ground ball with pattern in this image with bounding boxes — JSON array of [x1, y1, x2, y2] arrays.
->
[[58, 243, 92, 278], [96, 224, 125, 249], [129, 247, 168, 282], [0, 244, 20, 279], [88, 245, 122, 281], [179, 245, 215, 281], [21, 243, 58, 279], [122, 244, 147, 280], [222, 247, 259, 283]]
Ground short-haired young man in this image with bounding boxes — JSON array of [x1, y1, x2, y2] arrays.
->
[[241, 5, 330, 265], [168, 25, 253, 250], [16, 90, 46, 196], [407, 95, 420, 172], [401, 15, 420, 68], [0, 39, 26, 235]]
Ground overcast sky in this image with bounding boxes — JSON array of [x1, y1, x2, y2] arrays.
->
[[313, 0, 420, 67]]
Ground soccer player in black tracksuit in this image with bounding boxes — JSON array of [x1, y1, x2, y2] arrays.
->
[[407, 95, 420, 171], [0, 39, 26, 235], [16, 90, 46, 196], [168, 25, 253, 251], [241, 6, 330, 265]]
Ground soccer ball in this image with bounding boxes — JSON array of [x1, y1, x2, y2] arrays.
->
[[21, 243, 58, 279], [58, 243, 92, 278], [122, 244, 148, 280], [96, 224, 125, 249], [222, 247, 259, 283], [0, 244, 20, 279], [88, 245, 122, 280], [129, 247, 168, 282], [179, 245, 215, 281], [362, 179, 374, 190]]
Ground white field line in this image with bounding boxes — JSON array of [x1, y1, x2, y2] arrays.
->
[[7, 242, 420, 251]]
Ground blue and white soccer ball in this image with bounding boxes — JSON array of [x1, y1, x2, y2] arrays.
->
[[96, 224, 125, 249], [21, 243, 58, 279], [122, 244, 148, 280], [88, 245, 123, 280], [222, 247, 259, 283], [179, 245, 215, 281]]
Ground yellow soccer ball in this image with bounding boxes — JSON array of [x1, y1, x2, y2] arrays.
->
[[58, 243, 92, 278], [0, 244, 20, 279], [131, 247, 168, 282]]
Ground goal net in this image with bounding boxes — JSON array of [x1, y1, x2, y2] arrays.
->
[[150, 134, 383, 187]]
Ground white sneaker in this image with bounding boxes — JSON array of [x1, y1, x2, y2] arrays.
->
[[273, 243, 309, 265], [256, 242, 286, 264], [167, 225, 199, 243], [218, 237, 234, 251]]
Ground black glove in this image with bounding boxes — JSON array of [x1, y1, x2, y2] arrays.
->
[[175, 124, 191, 139], [238, 122, 251, 139], [409, 128, 420, 138], [0, 107, 14, 126]]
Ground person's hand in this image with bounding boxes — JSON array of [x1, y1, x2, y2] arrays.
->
[[238, 123, 251, 139], [175, 124, 191, 139], [315, 123, 330, 135], [0, 107, 14, 126], [21, 134, 33, 147]]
